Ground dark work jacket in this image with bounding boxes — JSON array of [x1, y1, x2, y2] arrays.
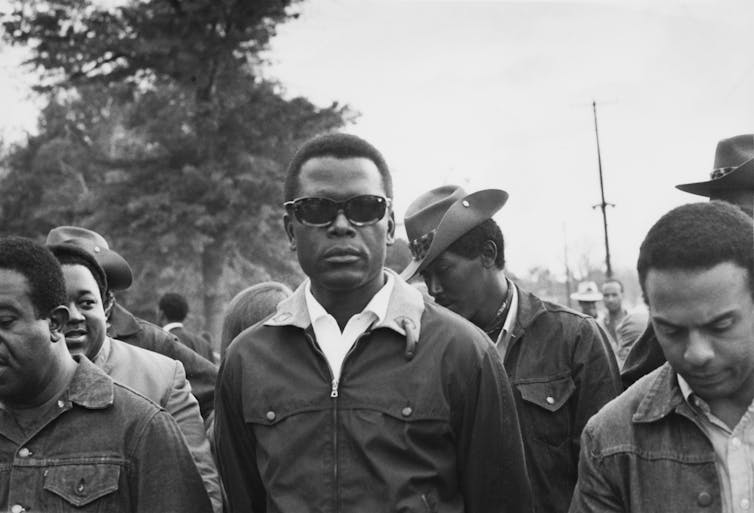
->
[[620, 323, 666, 390], [0, 356, 212, 513], [170, 325, 216, 363], [502, 289, 622, 513], [109, 303, 218, 419], [569, 363, 721, 513], [215, 274, 533, 513]]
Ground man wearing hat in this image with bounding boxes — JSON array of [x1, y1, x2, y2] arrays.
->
[[622, 134, 754, 389], [570, 281, 603, 319], [47, 238, 223, 513], [402, 185, 621, 513], [45, 226, 218, 418]]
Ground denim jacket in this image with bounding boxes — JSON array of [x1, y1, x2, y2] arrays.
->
[[569, 363, 721, 513], [215, 270, 533, 513], [503, 289, 622, 513], [0, 356, 213, 513]]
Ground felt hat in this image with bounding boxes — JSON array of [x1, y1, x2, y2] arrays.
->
[[570, 281, 603, 302], [46, 226, 133, 290], [676, 134, 754, 196], [400, 185, 508, 280]]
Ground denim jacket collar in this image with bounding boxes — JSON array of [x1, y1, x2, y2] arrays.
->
[[510, 287, 548, 338], [632, 363, 685, 423], [265, 268, 425, 343], [66, 355, 114, 409]]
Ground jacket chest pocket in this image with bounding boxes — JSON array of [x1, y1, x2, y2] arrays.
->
[[42, 463, 123, 512], [515, 375, 575, 447]]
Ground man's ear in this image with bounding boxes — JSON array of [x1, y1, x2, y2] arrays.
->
[[49, 306, 70, 342], [480, 241, 499, 269], [283, 213, 297, 251], [103, 292, 115, 319], [386, 210, 396, 246]]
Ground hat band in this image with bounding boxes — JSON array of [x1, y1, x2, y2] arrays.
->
[[409, 230, 436, 261], [710, 166, 736, 179]]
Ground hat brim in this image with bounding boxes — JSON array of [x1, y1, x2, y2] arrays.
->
[[676, 158, 754, 196], [400, 189, 508, 280], [97, 251, 133, 291], [570, 293, 603, 302]]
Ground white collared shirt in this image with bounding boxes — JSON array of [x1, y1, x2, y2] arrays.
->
[[494, 280, 519, 360], [305, 273, 394, 385], [162, 322, 183, 333], [678, 374, 754, 513]]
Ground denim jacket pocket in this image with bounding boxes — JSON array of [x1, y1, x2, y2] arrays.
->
[[43, 463, 121, 510], [516, 375, 575, 446]]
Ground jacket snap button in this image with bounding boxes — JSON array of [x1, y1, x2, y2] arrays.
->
[[76, 480, 86, 496], [57, 400, 65, 408], [401, 406, 413, 417], [10, 505, 25, 513], [697, 491, 712, 507], [17, 448, 31, 458], [546, 396, 555, 405], [266, 410, 276, 421]]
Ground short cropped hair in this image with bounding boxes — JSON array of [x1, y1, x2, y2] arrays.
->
[[221, 282, 293, 358], [637, 201, 754, 300], [159, 292, 189, 322], [446, 218, 506, 269], [603, 278, 624, 292], [50, 245, 108, 300], [0, 237, 66, 318], [284, 133, 393, 201]]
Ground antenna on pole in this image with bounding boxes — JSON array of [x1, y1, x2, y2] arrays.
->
[[563, 222, 573, 307], [591, 100, 615, 278]]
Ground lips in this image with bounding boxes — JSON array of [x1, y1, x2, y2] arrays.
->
[[322, 246, 363, 263], [64, 328, 89, 350]]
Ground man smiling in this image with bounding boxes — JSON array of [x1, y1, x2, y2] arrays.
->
[[570, 201, 754, 513], [215, 133, 532, 513]]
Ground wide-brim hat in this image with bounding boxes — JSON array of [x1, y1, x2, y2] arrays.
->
[[400, 185, 508, 280], [46, 226, 133, 290], [676, 134, 754, 196], [47, 243, 108, 292], [570, 281, 603, 302]]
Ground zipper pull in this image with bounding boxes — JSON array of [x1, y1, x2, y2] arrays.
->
[[330, 379, 339, 398]]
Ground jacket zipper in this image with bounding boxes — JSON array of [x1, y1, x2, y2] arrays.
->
[[304, 330, 371, 512]]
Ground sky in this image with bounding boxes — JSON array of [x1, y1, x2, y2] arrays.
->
[[2, 0, 754, 280]]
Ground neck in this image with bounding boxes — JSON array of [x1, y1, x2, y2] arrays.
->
[[471, 271, 508, 328], [7, 351, 76, 410], [608, 308, 626, 321], [311, 272, 386, 330], [706, 372, 754, 429]]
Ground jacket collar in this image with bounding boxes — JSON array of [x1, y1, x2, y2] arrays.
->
[[65, 355, 114, 409], [265, 268, 424, 342], [510, 287, 548, 338], [632, 363, 685, 423], [109, 302, 140, 338]]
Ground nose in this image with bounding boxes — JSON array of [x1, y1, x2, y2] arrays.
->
[[424, 273, 444, 297], [327, 210, 356, 236], [684, 330, 715, 367], [67, 302, 84, 323]]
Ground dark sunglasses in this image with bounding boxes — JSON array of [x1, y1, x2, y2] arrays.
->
[[284, 195, 391, 227]]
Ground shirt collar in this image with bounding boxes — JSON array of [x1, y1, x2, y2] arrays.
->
[[677, 373, 695, 402], [304, 272, 395, 327], [162, 322, 183, 332]]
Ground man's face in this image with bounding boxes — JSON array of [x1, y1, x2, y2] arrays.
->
[[284, 156, 395, 298], [0, 269, 59, 403], [647, 262, 754, 405], [602, 282, 623, 314], [578, 301, 599, 319], [62, 264, 108, 360], [421, 250, 488, 325]]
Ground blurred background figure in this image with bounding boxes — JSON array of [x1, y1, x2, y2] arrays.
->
[[159, 291, 216, 363], [600, 279, 647, 368], [220, 281, 292, 359], [570, 281, 602, 318]]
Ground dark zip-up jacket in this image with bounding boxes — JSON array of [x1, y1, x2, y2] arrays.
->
[[502, 288, 621, 513], [215, 273, 532, 513]]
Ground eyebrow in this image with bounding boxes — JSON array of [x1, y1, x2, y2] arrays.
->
[[653, 310, 737, 329]]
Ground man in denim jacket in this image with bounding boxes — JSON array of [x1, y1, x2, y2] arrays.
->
[[570, 201, 754, 513], [0, 237, 212, 513]]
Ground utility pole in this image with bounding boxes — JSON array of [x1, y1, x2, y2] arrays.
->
[[591, 100, 614, 278], [563, 223, 573, 307]]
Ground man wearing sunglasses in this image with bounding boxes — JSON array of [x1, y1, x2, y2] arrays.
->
[[215, 133, 532, 513]]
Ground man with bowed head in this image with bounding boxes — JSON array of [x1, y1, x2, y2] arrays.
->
[[0, 237, 211, 513], [215, 133, 532, 513], [570, 201, 754, 513]]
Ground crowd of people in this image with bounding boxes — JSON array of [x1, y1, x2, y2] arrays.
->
[[0, 132, 753, 512]]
